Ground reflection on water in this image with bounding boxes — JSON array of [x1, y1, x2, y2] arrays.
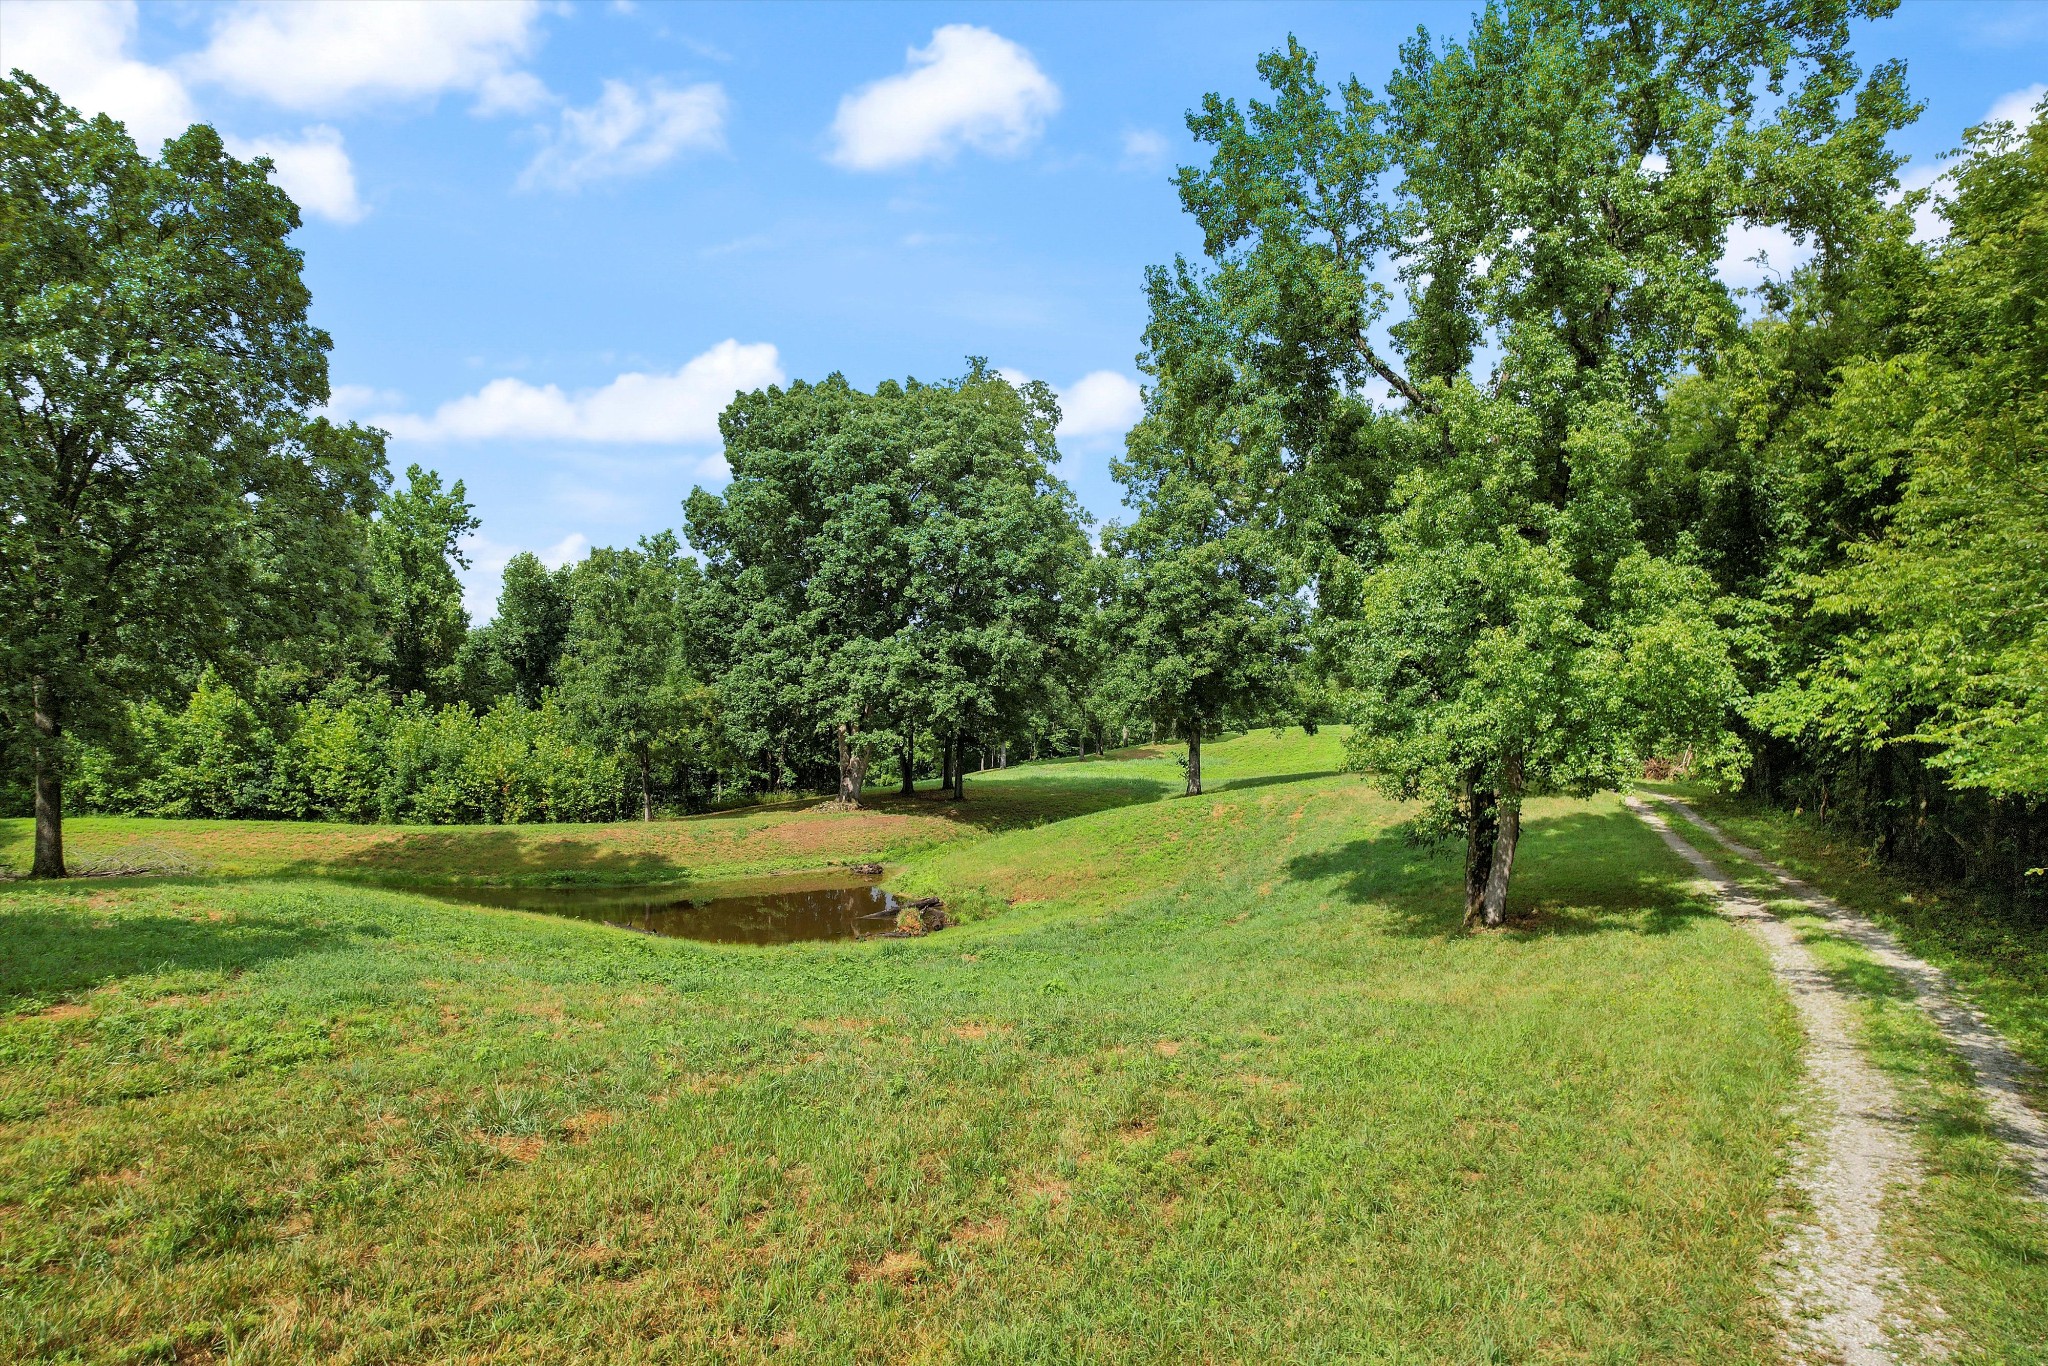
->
[[416, 871, 900, 945]]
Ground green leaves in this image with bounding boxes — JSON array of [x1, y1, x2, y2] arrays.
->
[[1, 72, 385, 869], [686, 365, 1086, 797], [1790, 107, 2048, 799]]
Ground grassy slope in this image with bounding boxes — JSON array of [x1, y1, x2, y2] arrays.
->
[[0, 761, 1177, 887], [1, 733, 1807, 1364]]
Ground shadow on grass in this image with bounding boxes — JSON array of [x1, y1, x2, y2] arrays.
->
[[1214, 770, 1346, 795], [279, 829, 695, 888], [0, 885, 357, 1009], [1287, 806, 1722, 939]]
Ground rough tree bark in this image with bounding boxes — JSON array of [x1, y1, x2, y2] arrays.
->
[[835, 724, 868, 808], [898, 740, 915, 796], [31, 678, 65, 878], [1463, 774, 1497, 925], [948, 733, 965, 802], [1478, 755, 1525, 927], [1184, 720, 1203, 796]]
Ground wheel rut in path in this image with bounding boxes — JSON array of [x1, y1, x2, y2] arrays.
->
[[1627, 796, 1923, 1365], [1644, 792, 2048, 1204]]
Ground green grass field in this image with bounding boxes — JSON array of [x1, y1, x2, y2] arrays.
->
[[0, 731, 2015, 1363]]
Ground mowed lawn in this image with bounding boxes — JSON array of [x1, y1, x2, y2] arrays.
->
[[0, 733, 1803, 1364]]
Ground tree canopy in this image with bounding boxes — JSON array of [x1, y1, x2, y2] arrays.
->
[[1, 72, 385, 876]]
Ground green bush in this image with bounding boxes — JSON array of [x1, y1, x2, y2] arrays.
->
[[71, 682, 634, 826]]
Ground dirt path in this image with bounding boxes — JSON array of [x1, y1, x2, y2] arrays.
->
[[1645, 792, 2048, 1203], [1627, 796, 1923, 1365]]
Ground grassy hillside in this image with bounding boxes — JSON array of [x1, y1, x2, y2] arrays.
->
[[0, 753, 1182, 887], [3, 732, 1808, 1362]]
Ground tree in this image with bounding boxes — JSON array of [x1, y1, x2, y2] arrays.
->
[[899, 363, 1088, 801], [1165, 7, 1911, 922], [367, 464, 477, 703], [688, 366, 1084, 808], [556, 533, 708, 821], [1650, 98, 2048, 899], [490, 551, 572, 707], [0, 74, 385, 877], [1107, 328, 1305, 796], [687, 375, 900, 806], [1782, 104, 2048, 801]]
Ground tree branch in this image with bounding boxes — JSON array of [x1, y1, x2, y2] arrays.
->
[[1357, 332, 1435, 412]]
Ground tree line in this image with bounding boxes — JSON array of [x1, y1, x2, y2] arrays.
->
[[6, 0, 2044, 921]]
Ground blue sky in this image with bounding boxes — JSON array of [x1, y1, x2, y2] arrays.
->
[[8, 0, 2045, 617]]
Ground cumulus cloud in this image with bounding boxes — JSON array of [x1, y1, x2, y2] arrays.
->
[[1057, 371, 1145, 440], [1121, 128, 1169, 167], [1000, 369, 1145, 443], [538, 532, 590, 569], [377, 340, 784, 444], [1985, 83, 2045, 130], [520, 80, 727, 191], [189, 0, 549, 114], [829, 25, 1059, 171], [5, 0, 197, 148], [226, 125, 366, 223]]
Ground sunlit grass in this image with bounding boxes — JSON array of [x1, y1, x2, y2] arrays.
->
[[1, 739, 1806, 1363]]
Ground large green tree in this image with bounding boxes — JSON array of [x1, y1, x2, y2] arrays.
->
[[0, 73, 385, 876], [490, 551, 573, 707], [688, 366, 1084, 807], [367, 464, 477, 703], [1164, 4, 1912, 922], [687, 375, 903, 805], [1772, 104, 2048, 801], [556, 533, 710, 821], [1108, 327, 1304, 796], [1646, 98, 2047, 896], [898, 364, 1088, 801]]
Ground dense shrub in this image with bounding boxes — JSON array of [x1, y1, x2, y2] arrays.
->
[[73, 684, 634, 825]]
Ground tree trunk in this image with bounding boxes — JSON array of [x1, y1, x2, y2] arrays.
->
[[898, 740, 915, 796], [949, 733, 965, 801], [1463, 774, 1497, 925], [639, 751, 653, 822], [1479, 756, 1525, 927], [835, 724, 867, 808], [30, 678, 64, 879], [1185, 720, 1203, 796]]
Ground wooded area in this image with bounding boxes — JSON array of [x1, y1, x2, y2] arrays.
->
[[4, 1, 2044, 921]]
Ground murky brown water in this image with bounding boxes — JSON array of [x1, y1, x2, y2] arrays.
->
[[416, 870, 901, 945]]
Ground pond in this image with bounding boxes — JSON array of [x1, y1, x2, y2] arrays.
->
[[415, 869, 903, 945]]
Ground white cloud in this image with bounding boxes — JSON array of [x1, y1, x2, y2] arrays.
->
[[377, 339, 784, 444], [4, 0, 197, 148], [1002, 369, 1145, 442], [1121, 128, 1169, 167], [1057, 370, 1145, 439], [320, 383, 405, 421], [538, 532, 589, 569], [1986, 83, 2045, 130], [520, 80, 727, 191], [1717, 221, 1812, 290], [829, 25, 1059, 171], [1887, 161, 1950, 245], [226, 125, 365, 223], [189, 0, 549, 113]]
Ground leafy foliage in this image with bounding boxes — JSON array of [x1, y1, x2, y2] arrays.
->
[[0, 72, 386, 872]]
